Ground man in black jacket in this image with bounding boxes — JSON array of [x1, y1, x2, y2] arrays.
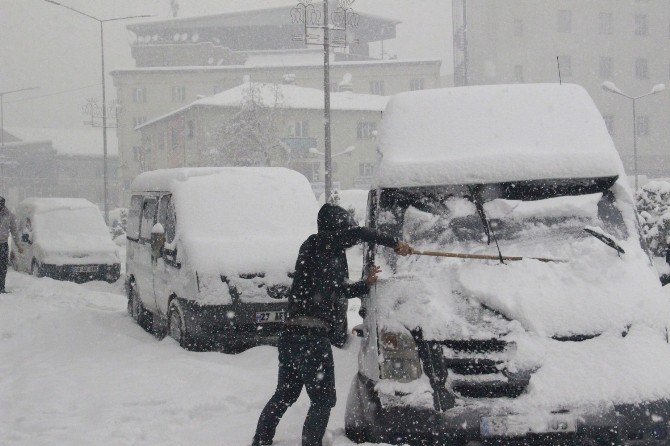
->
[[252, 203, 412, 446]]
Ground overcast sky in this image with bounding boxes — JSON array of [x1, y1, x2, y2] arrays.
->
[[0, 0, 452, 130]]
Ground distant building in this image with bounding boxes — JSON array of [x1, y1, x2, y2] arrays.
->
[[111, 3, 442, 202], [1, 128, 119, 210], [452, 0, 670, 179], [135, 82, 388, 194]]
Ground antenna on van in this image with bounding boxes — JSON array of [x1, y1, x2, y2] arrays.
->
[[556, 56, 563, 85]]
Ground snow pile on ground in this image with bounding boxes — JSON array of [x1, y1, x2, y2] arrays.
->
[[637, 180, 670, 256], [0, 271, 386, 446], [375, 84, 623, 188]]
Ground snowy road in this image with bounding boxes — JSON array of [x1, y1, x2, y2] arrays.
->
[[0, 271, 385, 446]]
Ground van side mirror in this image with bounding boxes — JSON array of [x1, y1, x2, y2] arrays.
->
[[21, 233, 32, 245], [151, 223, 165, 259]]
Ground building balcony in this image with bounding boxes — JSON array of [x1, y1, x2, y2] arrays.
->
[[282, 137, 318, 158]]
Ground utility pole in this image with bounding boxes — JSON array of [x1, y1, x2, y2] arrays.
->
[[602, 81, 666, 190], [291, 0, 359, 202], [43, 0, 152, 222]]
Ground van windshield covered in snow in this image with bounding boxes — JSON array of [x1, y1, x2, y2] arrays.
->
[[375, 177, 627, 264]]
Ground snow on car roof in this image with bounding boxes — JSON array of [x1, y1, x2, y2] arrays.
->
[[18, 197, 98, 214], [374, 84, 623, 188]]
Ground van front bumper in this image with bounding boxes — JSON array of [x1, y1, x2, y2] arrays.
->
[[40, 263, 121, 283], [178, 299, 288, 347], [348, 373, 670, 445]]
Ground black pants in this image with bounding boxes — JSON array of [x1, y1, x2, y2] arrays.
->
[[0, 243, 8, 291], [253, 329, 336, 446]]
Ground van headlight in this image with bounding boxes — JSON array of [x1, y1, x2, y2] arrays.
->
[[379, 330, 423, 383]]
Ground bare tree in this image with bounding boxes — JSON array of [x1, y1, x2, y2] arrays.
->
[[209, 83, 288, 167]]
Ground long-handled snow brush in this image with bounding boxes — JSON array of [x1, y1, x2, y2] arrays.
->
[[410, 249, 566, 264]]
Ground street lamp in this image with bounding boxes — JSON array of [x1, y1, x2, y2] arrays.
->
[[308, 145, 356, 157], [602, 81, 666, 190], [1, 87, 39, 149], [43, 0, 153, 222]]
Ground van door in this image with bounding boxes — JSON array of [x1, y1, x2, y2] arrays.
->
[[153, 194, 178, 315], [135, 196, 159, 312]]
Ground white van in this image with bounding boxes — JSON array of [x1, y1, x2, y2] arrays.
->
[[126, 167, 317, 351], [345, 84, 670, 445], [12, 198, 120, 283]]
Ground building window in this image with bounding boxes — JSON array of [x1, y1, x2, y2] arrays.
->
[[170, 127, 181, 149], [557, 55, 572, 77], [171, 86, 186, 102], [311, 163, 321, 182], [514, 65, 524, 83], [636, 115, 649, 136], [369, 80, 385, 95], [635, 14, 648, 36], [410, 78, 425, 91], [599, 57, 613, 79], [557, 10, 572, 33], [289, 121, 309, 138], [357, 122, 377, 139], [514, 19, 524, 37], [599, 12, 613, 35], [132, 146, 143, 161], [636, 58, 649, 79], [132, 87, 147, 103], [186, 120, 195, 139], [603, 115, 615, 136], [132, 116, 147, 129], [359, 163, 374, 178]]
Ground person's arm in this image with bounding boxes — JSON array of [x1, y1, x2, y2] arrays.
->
[[340, 265, 382, 299], [330, 226, 399, 251]]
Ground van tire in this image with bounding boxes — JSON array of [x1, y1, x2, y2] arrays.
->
[[168, 299, 203, 351], [345, 375, 372, 443], [129, 285, 153, 333], [31, 260, 43, 278]]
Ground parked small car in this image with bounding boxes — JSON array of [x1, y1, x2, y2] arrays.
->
[[345, 84, 670, 445], [12, 198, 121, 283], [126, 167, 317, 351]]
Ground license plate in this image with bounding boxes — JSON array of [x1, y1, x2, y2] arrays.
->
[[480, 415, 575, 438], [255, 311, 285, 324], [74, 265, 97, 273]]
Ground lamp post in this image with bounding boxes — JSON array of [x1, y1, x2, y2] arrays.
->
[[291, 0, 359, 202], [602, 81, 666, 190], [43, 0, 153, 222]]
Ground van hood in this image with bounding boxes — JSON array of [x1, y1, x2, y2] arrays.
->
[[36, 234, 118, 258], [376, 239, 668, 340]]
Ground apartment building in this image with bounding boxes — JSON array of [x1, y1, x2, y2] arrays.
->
[[453, 0, 670, 179]]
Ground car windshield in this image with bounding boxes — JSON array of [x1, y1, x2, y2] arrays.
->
[[375, 180, 628, 267]]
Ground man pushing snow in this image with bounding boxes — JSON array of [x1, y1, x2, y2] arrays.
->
[[0, 196, 22, 293], [252, 203, 412, 446]]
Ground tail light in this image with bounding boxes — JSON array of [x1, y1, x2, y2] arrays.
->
[[379, 330, 422, 383]]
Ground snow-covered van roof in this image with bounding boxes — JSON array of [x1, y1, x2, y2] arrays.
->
[[131, 167, 232, 192], [374, 84, 623, 188], [18, 197, 99, 214]]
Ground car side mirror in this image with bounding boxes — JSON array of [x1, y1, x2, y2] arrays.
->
[[352, 324, 366, 338], [21, 233, 32, 245], [151, 223, 165, 259]]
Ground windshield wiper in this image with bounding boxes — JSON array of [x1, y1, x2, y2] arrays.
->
[[584, 226, 625, 256], [468, 186, 506, 264]]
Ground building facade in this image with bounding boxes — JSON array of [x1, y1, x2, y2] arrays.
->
[[453, 0, 670, 179], [135, 82, 388, 193], [111, 5, 442, 203]]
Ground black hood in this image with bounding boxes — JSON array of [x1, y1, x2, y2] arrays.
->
[[317, 203, 357, 232]]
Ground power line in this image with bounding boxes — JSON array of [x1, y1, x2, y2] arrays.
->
[[4, 83, 102, 104]]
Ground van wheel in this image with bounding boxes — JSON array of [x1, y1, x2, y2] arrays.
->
[[168, 299, 202, 351], [129, 285, 153, 332], [31, 260, 43, 278]]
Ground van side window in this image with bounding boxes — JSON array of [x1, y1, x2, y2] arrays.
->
[[127, 195, 143, 240], [140, 198, 158, 242], [157, 194, 176, 244]]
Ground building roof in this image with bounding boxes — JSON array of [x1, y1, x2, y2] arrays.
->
[[5, 127, 118, 157], [111, 57, 442, 76], [137, 82, 389, 131]]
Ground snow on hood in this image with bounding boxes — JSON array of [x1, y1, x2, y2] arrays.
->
[[172, 168, 317, 277], [375, 84, 622, 188]]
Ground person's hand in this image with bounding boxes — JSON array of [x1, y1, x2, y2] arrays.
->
[[366, 265, 382, 286], [394, 241, 413, 256]]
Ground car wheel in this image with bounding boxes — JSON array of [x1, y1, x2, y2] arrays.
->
[[345, 377, 372, 444], [31, 260, 43, 278], [168, 299, 203, 351], [129, 285, 152, 332]]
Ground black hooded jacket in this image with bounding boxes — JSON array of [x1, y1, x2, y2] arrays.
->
[[287, 204, 399, 330]]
